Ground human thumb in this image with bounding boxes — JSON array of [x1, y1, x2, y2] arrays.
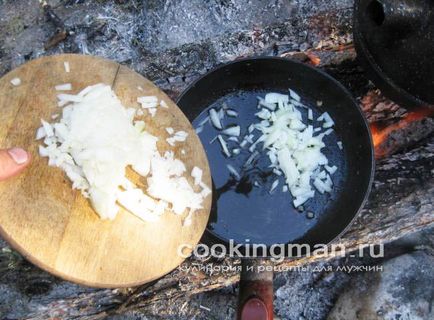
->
[[0, 148, 31, 181]]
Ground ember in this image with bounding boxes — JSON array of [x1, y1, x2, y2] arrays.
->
[[371, 107, 434, 158], [305, 52, 321, 66]]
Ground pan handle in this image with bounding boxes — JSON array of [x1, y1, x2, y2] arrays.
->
[[237, 258, 274, 320]]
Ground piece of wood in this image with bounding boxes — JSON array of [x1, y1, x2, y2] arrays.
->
[[0, 54, 212, 288]]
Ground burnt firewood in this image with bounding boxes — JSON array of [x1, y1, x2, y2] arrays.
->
[[373, 117, 434, 158], [40, 1, 70, 50]]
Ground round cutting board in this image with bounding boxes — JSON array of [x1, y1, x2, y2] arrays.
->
[[0, 54, 212, 288]]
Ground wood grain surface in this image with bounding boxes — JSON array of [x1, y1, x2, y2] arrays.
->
[[0, 54, 212, 288]]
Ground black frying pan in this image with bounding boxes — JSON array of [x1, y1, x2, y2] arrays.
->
[[177, 57, 374, 320], [354, 0, 434, 109]]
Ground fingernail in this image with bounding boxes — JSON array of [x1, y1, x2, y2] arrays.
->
[[8, 148, 28, 165]]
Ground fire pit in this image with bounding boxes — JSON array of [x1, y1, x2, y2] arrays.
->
[[0, 1, 432, 319]]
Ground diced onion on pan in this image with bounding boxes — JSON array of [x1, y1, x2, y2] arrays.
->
[[194, 88, 340, 210], [217, 135, 231, 157], [227, 164, 241, 180], [209, 108, 223, 129], [226, 109, 238, 117], [270, 179, 279, 193], [222, 125, 241, 137]]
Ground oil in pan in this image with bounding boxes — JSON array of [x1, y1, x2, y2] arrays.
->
[[192, 89, 346, 246]]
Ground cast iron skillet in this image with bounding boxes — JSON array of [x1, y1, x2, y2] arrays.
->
[[354, 0, 434, 108], [177, 57, 374, 320]]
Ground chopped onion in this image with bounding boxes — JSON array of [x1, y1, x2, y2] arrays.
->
[[198, 116, 210, 127], [308, 109, 313, 121], [222, 125, 240, 137], [148, 108, 157, 117], [248, 90, 339, 207], [325, 165, 337, 175], [41, 119, 54, 137], [55, 83, 72, 91], [227, 136, 239, 142], [209, 108, 223, 129], [191, 166, 203, 185], [10, 78, 21, 86], [166, 127, 174, 135], [239, 139, 248, 148], [245, 134, 254, 144], [227, 164, 241, 180], [218, 108, 225, 120], [289, 89, 300, 102], [293, 192, 314, 207], [138, 96, 158, 104], [35, 127, 46, 140], [316, 170, 326, 180], [226, 109, 238, 117], [173, 131, 188, 142], [257, 97, 276, 110], [268, 151, 277, 165], [209, 135, 218, 144], [77, 84, 100, 97], [270, 179, 279, 193], [194, 88, 340, 210], [64, 61, 70, 73], [37, 84, 210, 222], [248, 135, 266, 153], [58, 93, 83, 103], [273, 168, 282, 176], [134, 121, 146, 132], [318, 112, 334, 128], [117, 188, 163, 222], [256, 108, 271, 120], [199, 181, 211, 198], [265, 92, 289, 105], [337, 141, 343, 150], [278, 148, 299, 187], [232, 148, 241, 155], [160, 100, 169, 108], [138, 96, 158, 109], [323, 122, 334, 129], [323, 128, 334, 136], [217, 135, 231, 157], [183, 209, 194, 227], [39, 145, 49, 157], [244, 150, 259, 168], [166, 137, 175, 146]]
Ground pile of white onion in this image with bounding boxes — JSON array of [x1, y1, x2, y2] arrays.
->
[[198, 89, 342, 208], [36, 83, 210, 225]]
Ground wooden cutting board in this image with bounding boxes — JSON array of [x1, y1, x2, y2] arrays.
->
[[0, 54, 212, 288]]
